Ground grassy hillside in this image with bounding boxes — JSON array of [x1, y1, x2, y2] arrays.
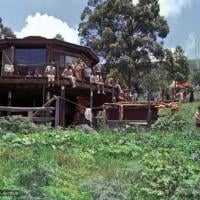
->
[[0, 102, 200, 199]]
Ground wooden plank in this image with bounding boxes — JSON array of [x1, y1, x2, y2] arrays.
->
[[107, 120, 148, 125], [31, 117, 55, 122], [9, 116, 55, 122], [0, 106, 55, 112]]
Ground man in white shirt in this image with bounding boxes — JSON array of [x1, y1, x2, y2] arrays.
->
[[45, 61, 56, 87]]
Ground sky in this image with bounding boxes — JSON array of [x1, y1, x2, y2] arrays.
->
[[0, 0, 199, 59]]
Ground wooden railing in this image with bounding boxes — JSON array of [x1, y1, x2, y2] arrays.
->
[[0, 65, 109, 86], [0, 106, 55, 123], [0, 96, 59, 125], [1, 65, 46, 78]]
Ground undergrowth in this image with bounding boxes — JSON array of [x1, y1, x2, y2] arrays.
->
[[0, 102, 199, 199]]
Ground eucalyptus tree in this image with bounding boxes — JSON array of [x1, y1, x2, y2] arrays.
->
[[0, 18, 16, 39], [79, 0, 169, 87]]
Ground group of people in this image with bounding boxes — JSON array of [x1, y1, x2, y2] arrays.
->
[[44, 59, 106, 94]]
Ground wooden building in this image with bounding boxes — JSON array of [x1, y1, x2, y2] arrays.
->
[[0, 36, 112, 126]]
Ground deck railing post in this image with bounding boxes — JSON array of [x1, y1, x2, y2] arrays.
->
[[55, 98, 60, 127], [90, 84, 93, 127], [60, 85, 65, 127]]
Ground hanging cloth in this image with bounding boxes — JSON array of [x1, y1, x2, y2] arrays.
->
[[84, 108, 92, 122]]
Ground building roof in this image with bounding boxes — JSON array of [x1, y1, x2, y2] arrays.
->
[[0, 36, 99, 65]]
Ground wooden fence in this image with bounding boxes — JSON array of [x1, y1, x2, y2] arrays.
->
[[0, 96, 60, 126]]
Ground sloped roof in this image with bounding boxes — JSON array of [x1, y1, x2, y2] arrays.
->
[[0, 36, 99, 65]]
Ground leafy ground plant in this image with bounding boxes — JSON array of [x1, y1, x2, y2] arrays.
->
[[0, 103, 199, 199]]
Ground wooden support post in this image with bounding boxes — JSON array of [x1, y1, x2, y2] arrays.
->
[[8, 91, 12, 116], [90, 85, 93, 127], [55, 98, 60, 127], [42, 84, 46, 122], [60, 85, 66, 127]]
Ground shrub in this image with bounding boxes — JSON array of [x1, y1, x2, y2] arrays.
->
[[152, 112, 189, 132], [0, 116, 50, 134], [170, 175, 200, 200], [82, 176, 131, 200], [16, 165, 53, 199]]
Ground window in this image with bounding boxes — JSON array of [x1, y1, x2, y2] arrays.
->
[[54, 52, 65, 68], [15, 48, 46, 65], [65, 56, 77, 64], [54, 52, 78, 67]]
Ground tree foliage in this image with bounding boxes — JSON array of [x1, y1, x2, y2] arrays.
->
[[173, 46, 190, 82], [0, 17, 16, 39], [79, 0, 169, 87], [54, 33, 65, 41]]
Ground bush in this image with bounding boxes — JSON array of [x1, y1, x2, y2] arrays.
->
[[152, 112, 189, 132], [0, 116, 50, 134], [16, 165, 53, 200], [82, 176, 131, 200]]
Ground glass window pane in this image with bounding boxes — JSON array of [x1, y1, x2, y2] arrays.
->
[[54, 52, 65, 68], [15, 48, 46, 65], [65, 56, 77, 64]]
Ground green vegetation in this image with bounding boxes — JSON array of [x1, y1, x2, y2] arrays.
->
[[0, 103, 200, 199], [79, 0, 170, 87], [0, 17, 16, 39]]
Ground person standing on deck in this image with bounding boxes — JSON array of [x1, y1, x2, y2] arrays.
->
[[113, 79, 123, 101], [74, 58, 84, 81], [91, 67, 105, 94], [195, 106, 200, 128], [84, 64, 92, 82], [45, 61, 56, 87], [189, 88, 194, 102]]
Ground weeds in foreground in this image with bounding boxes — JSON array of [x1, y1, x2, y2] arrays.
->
[[0, 103, 199, 199]]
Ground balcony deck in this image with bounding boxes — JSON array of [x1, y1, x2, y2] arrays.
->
[[0, 76, 112, 94]]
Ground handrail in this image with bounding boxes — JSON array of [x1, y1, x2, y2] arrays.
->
[[0, 106, 55, 112]]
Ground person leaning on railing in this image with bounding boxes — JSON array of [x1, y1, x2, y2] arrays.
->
[[83, 63, 92, 82], [195, 106, 200, 128], [62, 64, 76, 88], [45, 61, 56, 87]]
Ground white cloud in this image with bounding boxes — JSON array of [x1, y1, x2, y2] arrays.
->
[[185, 32, 196, 57], [132, 0, 139, 5], [15, 12, 79, 44], [159, 0, 193, 18], [170, 47, 175, 53], [132, 0, 193, 18]]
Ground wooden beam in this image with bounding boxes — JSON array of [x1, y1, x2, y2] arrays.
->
[[8, 116, 55, 122], [0, 106, 55, 112], [32, 95, 57, 117], [0, 78, 113, 93]]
